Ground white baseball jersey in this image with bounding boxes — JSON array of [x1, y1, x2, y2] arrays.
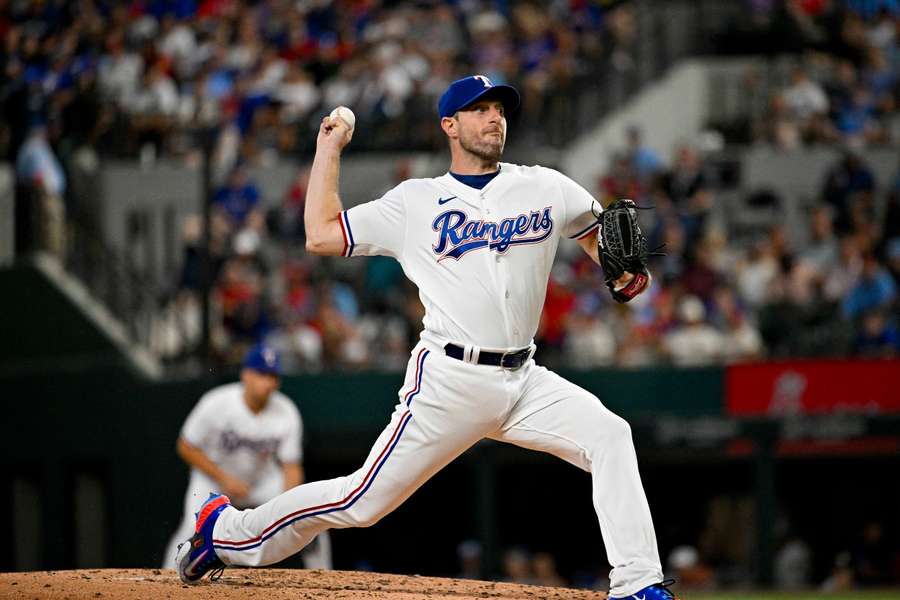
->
[[338, 163, 601, 349]]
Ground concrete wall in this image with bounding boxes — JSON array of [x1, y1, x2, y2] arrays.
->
[[560, 56, 810, 193], [562, 58, 722, 190], [97, 153, 435, 287], [741, 146, 898, 204]]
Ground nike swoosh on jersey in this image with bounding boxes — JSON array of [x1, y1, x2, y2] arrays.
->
[[437, 196, 457, 205]]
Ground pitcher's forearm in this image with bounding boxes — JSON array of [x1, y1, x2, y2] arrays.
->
[[305, 147, 343, 244], [304, 113, 355, 256]]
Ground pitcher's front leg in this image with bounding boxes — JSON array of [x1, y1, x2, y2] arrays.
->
[[211, 401, 482, 567]]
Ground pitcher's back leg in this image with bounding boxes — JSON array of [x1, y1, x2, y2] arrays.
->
[[490, 364, 663, 597]]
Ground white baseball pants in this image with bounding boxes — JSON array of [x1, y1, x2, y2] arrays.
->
[[164, 472, 332, 570], [211, 339, 663, 596]]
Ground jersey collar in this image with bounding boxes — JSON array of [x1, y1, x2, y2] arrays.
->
[[436, 162, 509, 205]]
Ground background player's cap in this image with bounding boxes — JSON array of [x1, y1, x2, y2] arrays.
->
[[242, 343, 281, 376], [438, 75, 520, 119]]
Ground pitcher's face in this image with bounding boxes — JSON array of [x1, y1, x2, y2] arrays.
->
[[454, 100, 506, 163]]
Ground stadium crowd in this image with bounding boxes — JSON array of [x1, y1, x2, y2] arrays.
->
[[744, 1, 900, 148], [3, 0, 899, 372], [0, 0, 626, 162]]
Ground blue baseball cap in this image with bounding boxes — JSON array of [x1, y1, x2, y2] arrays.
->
[[242, 344, 281, 376], [438, 75, 520, 119]]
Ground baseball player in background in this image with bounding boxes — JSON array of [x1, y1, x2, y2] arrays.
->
[[165, 344, 331, 571], [177, 76, 674, 600]]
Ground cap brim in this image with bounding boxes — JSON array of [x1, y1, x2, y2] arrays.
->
[[244, 365, 281, 376], [458, 85, 520, 114]]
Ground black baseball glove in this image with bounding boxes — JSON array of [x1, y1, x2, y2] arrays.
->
[[597, 198, 662, 303]]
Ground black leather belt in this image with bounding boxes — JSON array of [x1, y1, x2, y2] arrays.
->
[[443, 343, 532, 369]]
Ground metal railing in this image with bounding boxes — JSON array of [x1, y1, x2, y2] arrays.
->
[[64, 212, 159, 350]]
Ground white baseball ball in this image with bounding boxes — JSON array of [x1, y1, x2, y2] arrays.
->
[[329, 106, 356, 129]]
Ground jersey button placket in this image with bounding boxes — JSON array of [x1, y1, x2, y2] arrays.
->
[[481, 193, 513, 344]]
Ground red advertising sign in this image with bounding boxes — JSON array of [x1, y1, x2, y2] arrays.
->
[[726, 360, 900, 416]]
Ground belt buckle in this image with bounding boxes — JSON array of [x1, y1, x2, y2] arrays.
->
[[500, 349, 522, 370]]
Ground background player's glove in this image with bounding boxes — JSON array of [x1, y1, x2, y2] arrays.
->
[[597, 198, 661, 303]]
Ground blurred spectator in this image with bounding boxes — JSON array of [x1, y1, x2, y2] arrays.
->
[[16, 125, 66, 197], [659, 145, 713, 243], [783, 66, 830, 140], [799, 205, 839, 274], [785, 66, 829, 120], [213, 165, 261, 229], [659, 144, 709, 209], [15, 124, 66, 259], [852, 520, 893, 586], [661, 295, 724, 366], [269, 167, 309, 243], [865, 8, 898, 52], [712, 287, 764, 362], [212, 235, 273, 365], [835, 86, 882, 146], [98, 31, 144, 108], [501, 547, 535, 585], [767, 223, 795, 267], [774, 536, 813, 589], [537, 270, 577, 366], [821, 551, 855, 592], [682, 236, 725, 303], [276, 64, 320, 123], [652, 217, 688, 281], [151, 289, 203, 361], [455, 540, 483, 580], [532, 552, 566, 587], [624, 125, 662, 182], [841, 253, 897, 319], [736, 240, 780, 309], [822, 151, 876, 233], [757, 92, 802, 149], [666, 545, 716, 590], [599, 154, 644, 206], [885, 237, 900, 286], [824, 236, 864, 301], [130, 60, 180, 159], [615, 305, 659, 367], [564, 302, 617, 368], [846, 1, 900, 20], [853, 309, 900, 356], [759, 258, 844, 358]]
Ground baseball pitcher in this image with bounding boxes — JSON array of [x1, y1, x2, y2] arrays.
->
[[176, 76, 674, 600]]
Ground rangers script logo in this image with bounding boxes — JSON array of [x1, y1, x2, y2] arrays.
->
[[432, 207, 553, 261]]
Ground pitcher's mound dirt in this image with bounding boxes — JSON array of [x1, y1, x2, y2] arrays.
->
[[1, 568, 609, 599]]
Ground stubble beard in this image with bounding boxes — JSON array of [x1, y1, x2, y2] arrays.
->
[[459, 128, 504, 164]]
